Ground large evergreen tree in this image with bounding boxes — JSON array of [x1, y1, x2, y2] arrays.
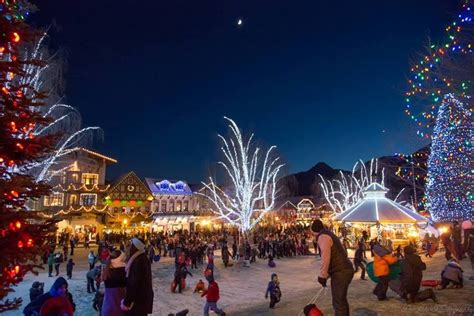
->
[[426, 94, 473, 222], [0, 0, 57, 311]]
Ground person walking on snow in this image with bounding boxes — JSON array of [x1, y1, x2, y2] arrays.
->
[[201, 269, 226, 316], [311, 219, 354, 316], [354, 242, 367, 280], [265, 273, 282, 309]]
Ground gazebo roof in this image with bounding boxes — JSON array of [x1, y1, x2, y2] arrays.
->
[[334, 183, 428, 224]]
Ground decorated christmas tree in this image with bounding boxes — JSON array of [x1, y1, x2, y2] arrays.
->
[[0, 0, 57, 311], [426, 94, 473, 222]]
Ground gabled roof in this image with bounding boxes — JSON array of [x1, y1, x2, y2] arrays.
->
[[145, 178, 193, 195], [107, 171, 153, 199], [68, 147, 117, 164]]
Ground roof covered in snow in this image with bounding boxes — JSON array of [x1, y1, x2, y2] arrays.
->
[[145, 178, 193, 196], [334, 183, 428, 224]]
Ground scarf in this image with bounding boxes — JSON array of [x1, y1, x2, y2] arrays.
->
[[125, 250, 144, 277], [111, 252, 126, 269]]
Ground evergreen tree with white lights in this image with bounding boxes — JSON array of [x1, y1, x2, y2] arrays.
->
[[426, 94, 473, 222]]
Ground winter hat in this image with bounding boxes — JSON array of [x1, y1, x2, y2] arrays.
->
[[131, 238, 145, 251], [404, 245, 415, 255], [311, 220, 324, 233], [50, 277, 68, 297], [303, 304, 323, 316], [32, 281, 41, 289]]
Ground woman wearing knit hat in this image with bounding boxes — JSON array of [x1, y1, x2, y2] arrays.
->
[[120, 238, 154, 315], [102, 250, 127, 315], [311, 219, 354, 316]]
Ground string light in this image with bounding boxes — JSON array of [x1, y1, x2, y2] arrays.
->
[[426, 94, 473, 221], [405, 0, 473, 138], [200, 117, 284, 232]]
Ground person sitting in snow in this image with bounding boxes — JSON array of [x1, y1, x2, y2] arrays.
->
[[23, 277, 75, 316], [265, 273, 282, 309], [268, 254, 276, 268], [439, 259, 463, 289], [194, 279, 206, 294]]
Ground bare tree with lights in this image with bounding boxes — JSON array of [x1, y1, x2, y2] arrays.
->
[[318, 159, 408, 214], [201, 117, 284, 233], [20, 32, 102, 183]]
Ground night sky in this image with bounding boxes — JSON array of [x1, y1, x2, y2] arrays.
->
[[33, 0, 458, 182]]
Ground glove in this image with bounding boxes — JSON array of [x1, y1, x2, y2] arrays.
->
[[318, 277, 327, 287]]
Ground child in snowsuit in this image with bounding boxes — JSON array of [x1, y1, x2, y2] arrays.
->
[[174, 263, 192, 293], [265, 273, 281, 309], [194, 279, 206, 293], [373, 244, 398, 300], [201, 270, 225, 316], [66, 258, 75, 280], [440, 259, 463, 289]]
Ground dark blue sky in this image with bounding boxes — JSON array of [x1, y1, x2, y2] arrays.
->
[[33, 0, 457, 182]]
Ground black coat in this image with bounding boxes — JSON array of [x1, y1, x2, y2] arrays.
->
[[400, 253, 426, 294], [124, 253, 154, 315]]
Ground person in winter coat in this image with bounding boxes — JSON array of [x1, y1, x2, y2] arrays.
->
[[54, 253, 62, 276], [66, 258, 75, 280], [465, 226, 474, 280], [440, 259, 464, 289], [87, 265, 101, 293], [148, 245, 155, 264], [121, 238, 154, 315], [174, 263, 193, 293], [372, 244, 398, 301], [354, 242, 367, 280], [23, 277, 75, 316], [89, 250, 97, 270], [201, 270, 226, 316], [47, 253, 54, 277], [311, 219, 354, 316], [101, 250, 126, 316], [265, 273, 282, 309], [400, 245, 437, 303], [440, 231, 460, 261], [221, 245, 230, 268], [29, 282, 44, 302]]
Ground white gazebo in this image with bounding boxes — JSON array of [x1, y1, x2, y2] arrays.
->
[[334, 183, 428, 241]]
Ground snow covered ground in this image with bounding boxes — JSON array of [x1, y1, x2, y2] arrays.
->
[[4, 246, 474, 316]]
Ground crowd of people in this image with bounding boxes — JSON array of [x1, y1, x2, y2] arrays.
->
[[20, 219, 474, 316]]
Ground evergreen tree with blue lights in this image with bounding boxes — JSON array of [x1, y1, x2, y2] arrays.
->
[[426, 94, 473, 222]]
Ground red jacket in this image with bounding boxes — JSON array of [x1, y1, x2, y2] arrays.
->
[[202, 281, 219, 302], [39, 296, 74, 316]]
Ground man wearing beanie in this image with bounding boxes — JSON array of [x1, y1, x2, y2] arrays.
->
[[311, 219, 354, 316], [121, 237, 154, 315]]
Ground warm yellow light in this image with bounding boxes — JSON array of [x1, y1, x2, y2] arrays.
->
[[438, 226, 449, 234], [201, 220, 210, 226], [408, 231, 418, 238], [275, 216, 280, 221], [123, 219, 128, 225]]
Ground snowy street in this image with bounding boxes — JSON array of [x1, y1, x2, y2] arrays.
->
[[4, 246, 474, 316]]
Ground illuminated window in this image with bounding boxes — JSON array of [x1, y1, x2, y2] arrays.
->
[[169, 201, 174, 212], [176, 201, 182, 211], [80, 194, 97, 206], [161, 201, 167, 212], [71, 173, 79, 183], [183, 201, 189, 211], [44, 193, 64, 207], [82, 173, 99, 185], [69, 194, 78, 205]]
